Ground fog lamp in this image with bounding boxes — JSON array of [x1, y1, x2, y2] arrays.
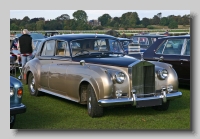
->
[[167, 85, 173, 92], [115, 90, 122, 98]]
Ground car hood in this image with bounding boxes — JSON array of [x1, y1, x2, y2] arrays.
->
[[72, 55, 139, 67], [10, 76, 22, 87]]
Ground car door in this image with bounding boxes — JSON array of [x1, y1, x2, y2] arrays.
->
[[48, 40, 71, 96], [179, 39, 190, 82], [150, 38, 189, 81], [39, 40, 55, 89]]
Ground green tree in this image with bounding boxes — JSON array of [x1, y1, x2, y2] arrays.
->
[[182, 14, 190, 25], [152, 15, 160, 25], [160, 17, 169, 26], [29, 18, 40, 23], [36, 20, 45, 30], [168, 20, 178, 29], [121, 12, 140, 28], [25, 23, 36, 31], [109, 17, 121, 27], [10, 23, 19, 30], [73, 10, 88, 22], [22, 16, 30, 23], [98, 14, 112, 26], [141, 17, 150, 27], [56, 14, 70, 21]]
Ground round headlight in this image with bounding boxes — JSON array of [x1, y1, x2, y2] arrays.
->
[[115, 72, 125, 83], [157, 69, 168, 80], [10, 88, 14, 97]]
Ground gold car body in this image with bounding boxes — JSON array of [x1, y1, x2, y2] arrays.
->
[[22, 34, 182, 117]]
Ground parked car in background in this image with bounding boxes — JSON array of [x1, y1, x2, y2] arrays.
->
[[130, 34, 166, 52], [44, 31, 59, 37], [117, 38, 140, 54], [10, 76, 26, 128], [10, 33, 45, 65], [22, 34, 182, 118], [130, 35, 190, 85]]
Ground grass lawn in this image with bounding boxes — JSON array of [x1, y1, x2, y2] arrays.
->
[[11, 72, 191, 130]]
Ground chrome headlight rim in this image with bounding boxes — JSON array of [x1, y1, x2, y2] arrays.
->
[[114, 72, 126, 84], [157, 69, 168, 80], [10, 87, 14, 97]]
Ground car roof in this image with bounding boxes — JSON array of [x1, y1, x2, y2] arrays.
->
[[117, 38, 132, 41], [158, 35, 190, 40], [133, 34, 166, 37], [46, 34, 117, 41], [45, 31, 59, 33], [15, 33, 45, 40]]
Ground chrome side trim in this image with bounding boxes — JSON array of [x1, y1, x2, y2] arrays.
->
[[39, 88, 79, 103], [98, 91, 182, 107]]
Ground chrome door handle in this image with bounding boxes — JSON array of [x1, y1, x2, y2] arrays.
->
[[180, 59, 188, 61]]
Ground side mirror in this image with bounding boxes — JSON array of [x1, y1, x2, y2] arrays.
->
[[80, 60, 85, 66]]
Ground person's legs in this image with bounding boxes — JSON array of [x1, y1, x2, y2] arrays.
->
[[21, 55, 27, 67], [27, 55, 33, 62]]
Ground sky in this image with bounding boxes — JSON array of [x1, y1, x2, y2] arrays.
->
[[10, 10, 190, 21]]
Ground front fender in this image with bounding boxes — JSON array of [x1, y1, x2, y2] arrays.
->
[[150, 61, 179, 91], [85, 65, 114, 100]]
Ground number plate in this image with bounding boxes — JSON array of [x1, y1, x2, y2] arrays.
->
[[136, 99, 162, 108]]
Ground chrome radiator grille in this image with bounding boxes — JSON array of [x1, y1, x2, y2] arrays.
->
[[131, 61, 155, 96]]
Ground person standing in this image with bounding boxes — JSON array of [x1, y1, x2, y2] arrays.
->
[[121, 32, 127, 38], [17, 29, 35, 67]]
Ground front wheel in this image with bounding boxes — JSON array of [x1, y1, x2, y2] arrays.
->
[[10, 115, 16, 128], [152, 101, 170, 111], [87, 84, 103, 117], [28, 72, 41, 96]]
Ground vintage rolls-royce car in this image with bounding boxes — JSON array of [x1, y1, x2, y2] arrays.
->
[[10, 76, 26, 128], [22, 34, 182, 117]]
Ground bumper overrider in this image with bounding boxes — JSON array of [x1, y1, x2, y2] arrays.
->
[[98, 91, 182, 107], [10, 103, 26, 115]]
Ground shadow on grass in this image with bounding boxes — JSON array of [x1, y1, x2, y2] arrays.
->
[[30, 90, 189, 118]]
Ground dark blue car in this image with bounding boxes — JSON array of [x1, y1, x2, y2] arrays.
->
[[129, 35, 190, 85]]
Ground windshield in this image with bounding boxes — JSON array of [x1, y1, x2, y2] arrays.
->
[[71, 38, 124, 57]]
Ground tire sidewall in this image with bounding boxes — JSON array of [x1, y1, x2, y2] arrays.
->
[[28, 72, 37, 96], [10, 115, 15, 128]]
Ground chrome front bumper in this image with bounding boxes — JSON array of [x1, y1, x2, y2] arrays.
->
[[98, 91, 182, 107]]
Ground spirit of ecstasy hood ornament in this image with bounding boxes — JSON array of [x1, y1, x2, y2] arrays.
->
[[140, 52, 144, 61]]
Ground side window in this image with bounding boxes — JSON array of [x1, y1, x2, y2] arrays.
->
[[41, 40, 55, 56], [155, 40, 167, 54], [151, 38, 157, 44], [56, 41, 70, 56], [94, 39, 108, 51], [139, 37, 149, 45], [156, 39, 184, 55]]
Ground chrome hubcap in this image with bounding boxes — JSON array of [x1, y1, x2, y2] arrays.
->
[[30, 77, 35, 93], [88, 96, 91, 113], [10, 115, 14, 123]]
